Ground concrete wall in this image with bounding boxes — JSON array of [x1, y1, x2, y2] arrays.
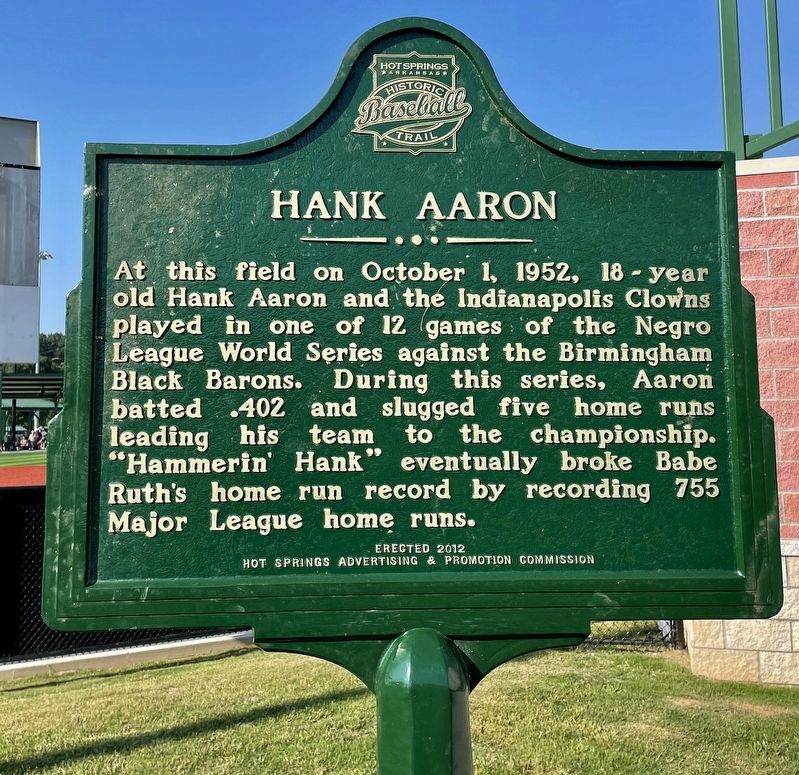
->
[[687, 157, 799, 686], [686, 543, 799, 684]]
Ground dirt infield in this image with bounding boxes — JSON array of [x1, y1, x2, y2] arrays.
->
[[0, 465, 46, 488]]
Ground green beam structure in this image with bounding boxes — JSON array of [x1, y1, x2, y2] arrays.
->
[[718, 0, 746, 159], [765, 0, 784, 131], [746, 119, 799, 159], [718, 0, 798, 159]]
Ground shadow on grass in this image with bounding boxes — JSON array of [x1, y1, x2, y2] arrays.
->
[[2, 648, 254, 694], [1, 686, 368, 772]]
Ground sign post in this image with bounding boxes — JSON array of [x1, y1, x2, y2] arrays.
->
[[376, 629, 472, 774], [44, 18, 782, 770]]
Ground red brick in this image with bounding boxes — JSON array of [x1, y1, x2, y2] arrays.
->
[[778, 462, 799, 489], [769, 307, 799, 337], [780, 430, 799, 460], [737, 172, 796, 189], [761, 341, 799, 368], [756, 308, 771, 338], [739, 218, 797, 249], [737, 190, 764, 217], [781, 523, 799, 540], [740, 249, 768, 278], [782, 492, 799, 519], [743, 277, 799, 307], [775, 369, 799, 397], [759, 368, 775, 398], [765, 187, 799, 217], [762, 399, 799, 429], [769, 247, 799, 276]]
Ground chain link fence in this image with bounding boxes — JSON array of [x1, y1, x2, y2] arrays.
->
[[584, 619, 684, 649], [1, 486, 681, 662], [1, 486, 228, 661]]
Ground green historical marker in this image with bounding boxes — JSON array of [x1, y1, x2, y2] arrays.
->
[[44, 18, 781, 773]]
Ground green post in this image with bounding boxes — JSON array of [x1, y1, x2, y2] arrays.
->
[[718, 0, 746, 158], [376, 629, 473, 775], [764, 0, 783, 132]]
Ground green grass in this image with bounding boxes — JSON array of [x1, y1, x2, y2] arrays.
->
[[1, 648, 797, 774], [0, 451, 46, 467]]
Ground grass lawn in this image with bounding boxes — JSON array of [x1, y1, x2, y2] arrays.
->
[[1, 647, 797, 774], [0, 451, 46, 468]]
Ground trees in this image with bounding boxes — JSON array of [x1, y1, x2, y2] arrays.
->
[[1, 333, 64, 375], [38, 333, 64, 372]]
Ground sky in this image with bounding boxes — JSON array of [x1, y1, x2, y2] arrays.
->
[[3, 0, 798, 334]]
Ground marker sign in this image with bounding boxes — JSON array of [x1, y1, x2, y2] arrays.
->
[[43, 19, 781, 640]]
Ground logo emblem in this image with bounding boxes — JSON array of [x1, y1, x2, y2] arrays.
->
[[353, 52, 473, 155]]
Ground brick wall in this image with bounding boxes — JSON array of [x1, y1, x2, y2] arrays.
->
[[738, 167, 799, 540], [686, 157, 799, 686]]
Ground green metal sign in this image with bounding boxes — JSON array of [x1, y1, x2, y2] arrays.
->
[[45, 17, 780, 662]]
